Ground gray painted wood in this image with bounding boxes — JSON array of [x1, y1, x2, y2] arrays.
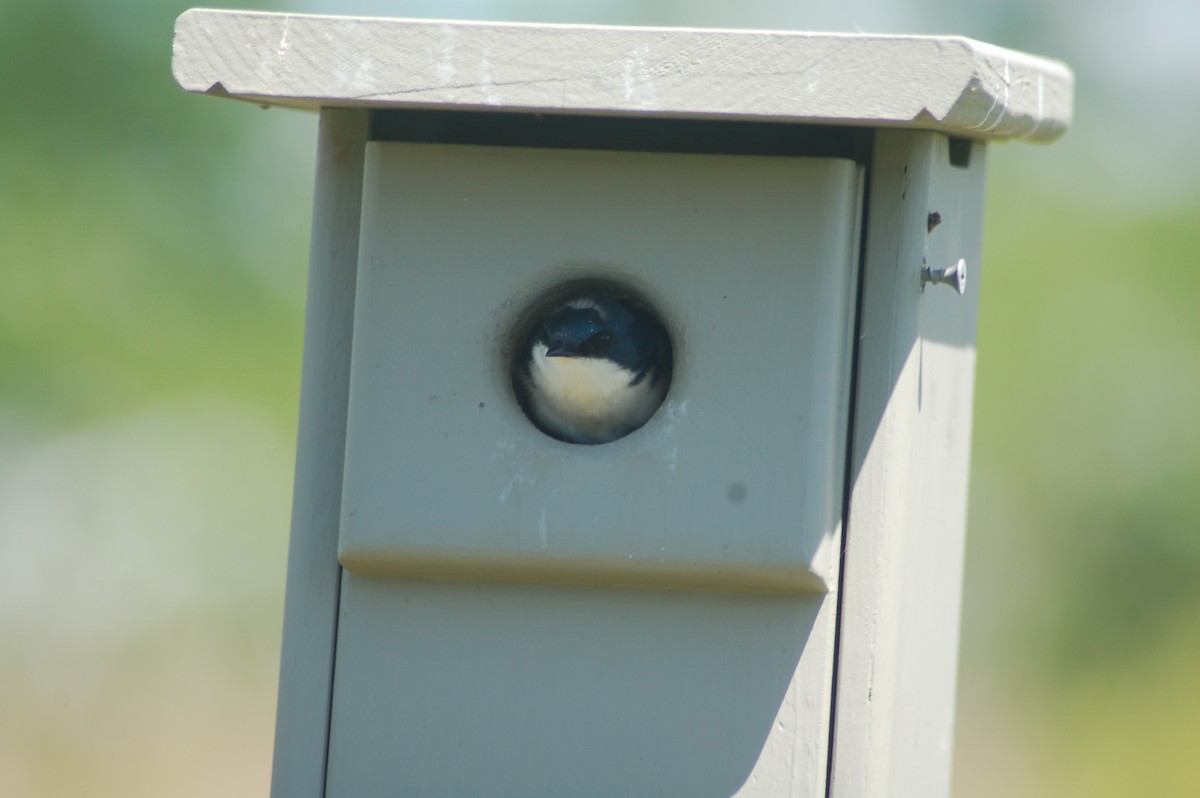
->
[[336, 142, 860, 596], [828, 129, 985, 797], [269, 108, 367, 798], [172, 9, 1072, 143], [320, 142, 863, 795], [169, 12, 1073, 795], [326, 580, 838, 797]]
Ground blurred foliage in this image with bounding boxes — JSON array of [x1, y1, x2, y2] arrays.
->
[[1, 0, 1197, 796], [973, 163, 1200, 678], [0, 1, 307, 432], [955, 154, 1200, 794], [1, 2, 306, 795]]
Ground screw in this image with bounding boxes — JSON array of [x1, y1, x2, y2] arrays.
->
[[921, 258, 966, 295]]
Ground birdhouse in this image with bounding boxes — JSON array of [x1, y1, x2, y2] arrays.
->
[[172, 10, 1072, 797]]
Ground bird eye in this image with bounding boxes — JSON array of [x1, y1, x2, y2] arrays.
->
[[581, 331, 615, 356]]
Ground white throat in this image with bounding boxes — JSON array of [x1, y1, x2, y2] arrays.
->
[[527, 343, 661, 442]]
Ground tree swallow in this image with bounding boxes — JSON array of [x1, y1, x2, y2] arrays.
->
[[513, 291, 673, 444]]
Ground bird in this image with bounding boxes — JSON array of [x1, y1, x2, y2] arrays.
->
[[514, 291, 672, 445]]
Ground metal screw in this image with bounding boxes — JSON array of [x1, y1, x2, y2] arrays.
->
[[921, 258, 967, 295]]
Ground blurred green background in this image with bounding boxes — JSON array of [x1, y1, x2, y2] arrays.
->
[[2, 0, 1196, 795]]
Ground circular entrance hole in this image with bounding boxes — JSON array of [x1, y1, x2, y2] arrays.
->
[[510, 282, 673, 445]]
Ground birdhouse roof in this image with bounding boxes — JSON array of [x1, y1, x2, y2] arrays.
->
[[173, 9, 1072, 143]]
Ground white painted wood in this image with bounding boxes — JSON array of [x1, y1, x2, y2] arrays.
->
[[269, 108, 367, 798], [336, 143, 861, 596], [828, 129, 986, 797], [172, 9, 1072, 143]]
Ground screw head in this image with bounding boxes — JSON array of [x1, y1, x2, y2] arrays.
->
[[921, 258, 967, 295]]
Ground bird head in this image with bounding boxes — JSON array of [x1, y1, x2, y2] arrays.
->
[[514, 289, 672, 444]]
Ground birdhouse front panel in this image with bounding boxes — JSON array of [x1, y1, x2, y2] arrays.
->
[[317, 136, 864, 795], [336, 140, 862, 595]]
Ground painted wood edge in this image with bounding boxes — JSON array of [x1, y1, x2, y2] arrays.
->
[[172, 8, 1072, 143], [269, 108, 367, 798], [828, 129, 980, 797], [338, 545, 830, 596]]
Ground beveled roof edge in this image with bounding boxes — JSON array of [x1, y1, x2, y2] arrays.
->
[[173, 8, 1073, 143]]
